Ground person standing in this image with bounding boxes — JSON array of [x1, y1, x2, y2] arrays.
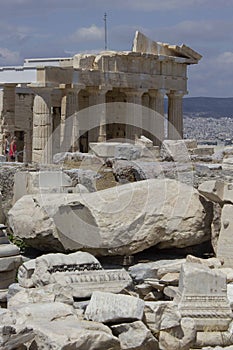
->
[[4, 134, 10, 161], [9, 136, 17, 162]]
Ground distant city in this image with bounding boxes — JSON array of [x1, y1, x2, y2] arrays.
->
[[183, 115, 233, 145], [174, 97, 233, 145]]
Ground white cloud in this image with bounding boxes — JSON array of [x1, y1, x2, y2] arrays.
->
[[188, 51, 233, 97], [0, 48, 21, 65], [70, 25, 104, 43], [215, 52, 233, 65], [145, 20, 233, 49]]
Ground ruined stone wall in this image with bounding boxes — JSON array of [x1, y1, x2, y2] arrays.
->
[[15, 92, 34, 162], [15, 93, 33, 131]]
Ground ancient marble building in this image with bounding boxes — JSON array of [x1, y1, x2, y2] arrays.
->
[[0, 31, 201, 163]]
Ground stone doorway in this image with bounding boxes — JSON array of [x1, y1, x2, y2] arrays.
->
[[14, 130, 24, 162]]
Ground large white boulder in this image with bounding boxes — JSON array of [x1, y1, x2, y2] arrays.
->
[[8, 179, 211, 256]]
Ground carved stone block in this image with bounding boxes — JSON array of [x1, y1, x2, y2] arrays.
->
[[174, 262, 232, 331], [85, 291, 145, 323], [18, 251, 132, 297]]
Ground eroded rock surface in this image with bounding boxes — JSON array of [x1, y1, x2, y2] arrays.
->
[[8, 179, 212, 255]]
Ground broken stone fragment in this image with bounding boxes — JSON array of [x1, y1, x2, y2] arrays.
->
[[111, 321, 159, 350], [0, 225, 22, 291], [0, 325, 34, 350], [84, 291, 145, 323], [143, 301, 171, 335], [186, 254, 223, 269], [159, 317, 196, 350], [29, 319, 120, 350], [143, 290, 163, 301], [7, 284, 74, 309], [217, 205, 233, 268], [8, 179, 212, 255], [163, 286, 178, 299], [129, 258, 185, 283], [17, 251, 132, 298], [198, 180, 233, 205], [159, 272, 180, 286]]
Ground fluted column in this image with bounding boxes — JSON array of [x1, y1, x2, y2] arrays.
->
[[123, 89, 145, 141], [167, 91, 185, 140], [61, 87, 83, 152], [148, 89, 166, 145], [88, 86, 109, 143], [32, 89, 52, 163]]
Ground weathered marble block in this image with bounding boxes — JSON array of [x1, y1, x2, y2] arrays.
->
[[217, 205, 233, 267], [85, 291, 145, 323], [13, 170, 74, 204], [89, 142, 142, 160], [18, 251, 132, 298], [174, 262, 232, 331]]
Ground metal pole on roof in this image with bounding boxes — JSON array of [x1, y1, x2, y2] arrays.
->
[[104, 12, 107, 50]]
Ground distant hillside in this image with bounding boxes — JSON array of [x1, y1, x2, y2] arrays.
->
[[165, 97, 233, 118]]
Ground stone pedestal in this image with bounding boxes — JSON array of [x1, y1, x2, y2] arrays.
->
[[174, 262, 232, 331]]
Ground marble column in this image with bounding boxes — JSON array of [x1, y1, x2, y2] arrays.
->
[[124, 89, 145, 141], [88, 87, 109, 143], [61, 87, 82, 152], [32, 89, 52, 163], [148, 89, 166, 145], [167, 91, 185, 140]]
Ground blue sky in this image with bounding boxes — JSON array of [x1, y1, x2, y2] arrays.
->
[[0, 0, 233, 97]]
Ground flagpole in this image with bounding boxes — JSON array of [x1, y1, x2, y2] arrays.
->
[[104, 13, 107, 50]]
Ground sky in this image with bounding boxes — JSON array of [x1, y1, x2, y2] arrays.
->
[[0, 0, 233, 97]]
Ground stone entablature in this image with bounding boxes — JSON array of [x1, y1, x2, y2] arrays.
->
[[0, 31, 201, 163]]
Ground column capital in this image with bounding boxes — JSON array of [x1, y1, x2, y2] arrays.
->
[[167, 90, 187, 98], [121, 88, 147, 98], [148, 89, 168, 98], [29, 86, 53, 100]]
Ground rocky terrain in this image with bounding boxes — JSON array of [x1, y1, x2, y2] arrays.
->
[[1, 138, 233, 349]]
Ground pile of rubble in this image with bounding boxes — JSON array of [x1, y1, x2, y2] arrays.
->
[[1, 250, 233, 349], [1, 138, 233, 349]]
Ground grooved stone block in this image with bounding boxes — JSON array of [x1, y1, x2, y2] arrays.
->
[[85, 291, 145, 323]]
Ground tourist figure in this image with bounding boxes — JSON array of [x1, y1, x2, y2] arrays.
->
[[9, 136, 17, 161], [4, 134, 10, 161]]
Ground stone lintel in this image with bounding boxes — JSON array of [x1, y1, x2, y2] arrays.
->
[[86, 85, 112, 95], [28, 82, 57, 90]]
